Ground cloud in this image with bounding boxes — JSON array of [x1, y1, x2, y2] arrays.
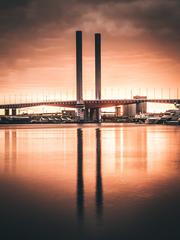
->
[[0, 0, 180, 74], [0, 0, 31, 9]]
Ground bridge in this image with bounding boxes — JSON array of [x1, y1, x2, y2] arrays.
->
[[1, 98, 179, 121], [0, 98, 179, 110], [1, 31, 179, 121]]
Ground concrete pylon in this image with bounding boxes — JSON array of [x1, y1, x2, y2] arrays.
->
[[76, 31, 84, 121], [95, 33, 101, 122], [5, 108, 10, 116], [133, 96, 147, 114], [12, 109, 17, 116], [76, 31, 83, 104], [95, 33, 101, 100]]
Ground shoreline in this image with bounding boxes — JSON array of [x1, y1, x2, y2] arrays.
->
[[0, 122, 179, 126]]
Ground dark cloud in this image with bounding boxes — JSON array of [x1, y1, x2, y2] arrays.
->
[[0, 0, 180, 74], [99, 0, 180, 54], [0, 0, 30, 9], [1, 0, 180, 37]]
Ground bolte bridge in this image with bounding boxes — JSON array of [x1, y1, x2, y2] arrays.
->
[[0, 98, 179, 110], [1, 31, 179, 121]]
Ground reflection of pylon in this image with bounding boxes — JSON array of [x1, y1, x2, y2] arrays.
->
[[76, 129, 103, 222]]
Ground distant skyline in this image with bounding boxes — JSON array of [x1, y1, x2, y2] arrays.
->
[[0, 0, 180, 98]]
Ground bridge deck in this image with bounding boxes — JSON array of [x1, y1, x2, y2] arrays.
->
[[0, 99, 179, 109]]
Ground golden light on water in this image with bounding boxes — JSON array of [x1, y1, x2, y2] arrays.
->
[[1, 126, 179, 190]]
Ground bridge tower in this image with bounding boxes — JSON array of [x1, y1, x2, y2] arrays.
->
[[94, 33, 102, 122], [89, 33, 102, 122], [95, 33, 101, 101], [76, 31, 102, 122], [76, 31, 84, 120], [76, 31, 83, 104]]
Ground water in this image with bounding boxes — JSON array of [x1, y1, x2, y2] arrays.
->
[[0, 124, 180, 240]]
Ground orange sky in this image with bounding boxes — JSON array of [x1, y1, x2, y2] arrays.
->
[[0, 32, 179, 99], [0, 0, 180, 102]]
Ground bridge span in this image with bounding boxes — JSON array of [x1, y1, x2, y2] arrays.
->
[[0, 98, 179, 110], [1, 32, 179, 121]]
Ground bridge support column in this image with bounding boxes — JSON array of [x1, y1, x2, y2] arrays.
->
[[123, 104, 136, 117], [96, 108, 101, 123], [77, 104, 85, 122], [136, 102, 147, 115], [133, 96, 147, 115], [136, 103, 140, 115], [85, 108, 90, 122], [5, 108, 10, 116], [115, 106, 122, 117], [90, 108, 101, 122], [90, 109, 95, 121], [12, 108, 17, 116]]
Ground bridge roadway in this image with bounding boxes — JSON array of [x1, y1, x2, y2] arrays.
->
[[0, 99, 179, 109]]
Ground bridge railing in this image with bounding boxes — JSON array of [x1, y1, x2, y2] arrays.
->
[[0, 88, 179, 105]]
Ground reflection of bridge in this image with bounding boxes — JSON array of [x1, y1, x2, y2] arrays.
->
[[77, 128, 103, 221], [1, 31, 179, 121]]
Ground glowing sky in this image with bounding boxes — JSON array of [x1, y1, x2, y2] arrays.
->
[[0, 0, 180, 100]]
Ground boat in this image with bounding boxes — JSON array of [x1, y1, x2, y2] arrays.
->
[[145, 117, 161, 124], [166, 120, 179, 126], [0, 116, 30, 124]]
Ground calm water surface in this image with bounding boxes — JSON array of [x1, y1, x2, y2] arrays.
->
[[0, 124, 180, 240]]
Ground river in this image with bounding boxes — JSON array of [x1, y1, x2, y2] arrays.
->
[[0, 124, 180, 239]]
